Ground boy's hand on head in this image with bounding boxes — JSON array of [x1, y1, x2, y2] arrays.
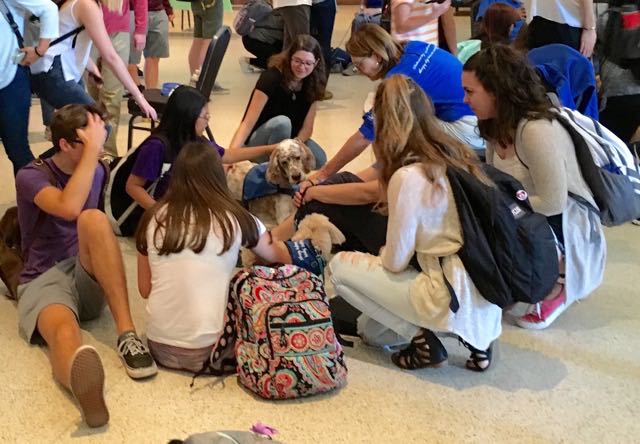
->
[[76, 112, 106, 158]]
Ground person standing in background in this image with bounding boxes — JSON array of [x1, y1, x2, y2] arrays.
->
[[273, 0, 311, 50], [0, 0, 58, 174], [524, 0, 596, 57], [391, 0, 450, 45], [311, 0, 336, 99], [128, 0, 172, 91], [90, 0, 147, 160]]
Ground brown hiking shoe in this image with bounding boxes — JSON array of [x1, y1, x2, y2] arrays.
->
[[70, 346, 109, 428]]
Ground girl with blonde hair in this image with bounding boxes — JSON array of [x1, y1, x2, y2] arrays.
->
[[329, 75, 502, 372]]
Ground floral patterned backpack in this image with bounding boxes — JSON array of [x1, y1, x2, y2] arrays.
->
[[230, 265, 347, 399]]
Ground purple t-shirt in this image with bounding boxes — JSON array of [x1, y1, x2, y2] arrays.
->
[[15, 159, 106, 284], [131, 136, 226, 200]]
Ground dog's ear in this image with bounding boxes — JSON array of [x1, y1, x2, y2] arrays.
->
[[326, 222, 346, 245], [291, 225, 312, 241], [265, 148, 287, 187], [299, 141, 316, 173]]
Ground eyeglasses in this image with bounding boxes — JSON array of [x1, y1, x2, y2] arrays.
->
[[198, 114, 210, 121], [352, 56, 370, 70], [291, 57, 317, 68]]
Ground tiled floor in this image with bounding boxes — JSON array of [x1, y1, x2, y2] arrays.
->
[[1, 7, 640, 444]]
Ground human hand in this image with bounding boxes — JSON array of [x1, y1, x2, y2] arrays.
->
[[431, 0, 451, 18], [168, 13, 174, 22], [76, 112, 107, 158], [294, 185, 319, 207], [19, 47, 39, 66], [580, 28, 596, 58], [518, 6, 527, 20], [135, 95, 158, 121], [133, 33, 146, 52]]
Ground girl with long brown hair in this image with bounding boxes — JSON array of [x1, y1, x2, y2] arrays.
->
[[135, 142, 324, 372], [329, 75, 502, 372], [462, 44, 605, 330], [230, 34, 327, 167]]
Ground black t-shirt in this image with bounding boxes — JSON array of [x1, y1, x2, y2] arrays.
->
[[245, 67, 312, 142]]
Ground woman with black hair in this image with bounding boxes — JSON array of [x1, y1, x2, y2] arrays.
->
[[108, 85, 274, 236], [230, 34, 328, 167]]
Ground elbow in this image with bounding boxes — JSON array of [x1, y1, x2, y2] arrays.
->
[[138, 285, 150, 299]]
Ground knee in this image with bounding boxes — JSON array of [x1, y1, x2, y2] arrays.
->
[[77, 209, 110, 233], [53, 322, 82, 345], [268, 116, 292, 138], [328, 251, 351, 285]]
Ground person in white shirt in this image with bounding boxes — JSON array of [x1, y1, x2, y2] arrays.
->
[[136, 141, 326, 372], [524, 0, 597, 57], [0, 0, 57, 174], [329, 74, 502, 372]]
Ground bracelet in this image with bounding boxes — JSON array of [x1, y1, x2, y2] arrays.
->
[[583, 26, 595, 31], [34, 47, 43, 57]]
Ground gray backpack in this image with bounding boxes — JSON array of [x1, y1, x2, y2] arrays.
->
[[169, 431, 283, 443], [233, 0, 273, 36]]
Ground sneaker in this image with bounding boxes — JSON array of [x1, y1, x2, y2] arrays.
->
[[238, 56, 264, 74], [342, 63, 359, 76], [632, 219, 640, 226], [516, 289, 568, 330], [212, 82, 230, 95], [117, 331, 158, 379], [69, 345, 109, 428]]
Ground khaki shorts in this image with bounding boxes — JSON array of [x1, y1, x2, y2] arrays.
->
[[191, 0, 223, 39], [129, 10, 170, 64], [17, 256, 106, 344]]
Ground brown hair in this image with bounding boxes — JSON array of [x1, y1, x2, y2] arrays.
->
[[51, 103, 108, 152], [269, 34, 326, 103], [346, 24, 404, 80], [463, 44, 555, 147], [373, 75, 486, 212], [136, 142, 259, 256], [480, 3, 520, 48]]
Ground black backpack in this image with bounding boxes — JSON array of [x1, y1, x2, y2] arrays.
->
[[104, 135, 171, 236], [445, 164, 559, 308]]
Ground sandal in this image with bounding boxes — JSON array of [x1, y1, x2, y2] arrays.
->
[[391, 329, 448, 370], [459, 338, 493, 372]]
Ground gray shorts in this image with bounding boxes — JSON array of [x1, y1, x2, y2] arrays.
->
[[192, 0, 223, 39], [129, 10, 170, 64], [17, 256, 106, 345]]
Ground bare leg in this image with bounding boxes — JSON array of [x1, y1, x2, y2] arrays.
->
[[188, 38, 211, 75], [144, 58, 160, 89], [36, 304, 83, 388], [127, 64, 141, 86], [271, 214, 296, 242], [76, 210, 135, 335]]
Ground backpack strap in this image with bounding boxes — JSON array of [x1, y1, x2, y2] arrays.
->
[[97, 159, 110, 211], [49, 25, 85, 49], [0, 0, 24, 48]]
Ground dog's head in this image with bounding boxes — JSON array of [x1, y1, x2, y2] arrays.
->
[[266, 139, 315, 188]]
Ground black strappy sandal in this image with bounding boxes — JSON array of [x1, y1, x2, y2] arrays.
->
[[459, 338, 493, 372], [391, 329, 448, 370]]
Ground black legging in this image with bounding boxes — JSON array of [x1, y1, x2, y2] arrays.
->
[[242, 35, 283, 70], [294, 172, 388, 255]]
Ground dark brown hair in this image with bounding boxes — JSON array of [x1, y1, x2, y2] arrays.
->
[[463, 44, 555, 147], [480, 3, 520, 48], [346, 24, 404, 80], [269, 34, 326, 103], [373, 75, 486, 213], [51, 103, 108, 152], [136, 142, 259, 256]]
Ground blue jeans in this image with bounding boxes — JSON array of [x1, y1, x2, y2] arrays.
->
[[31, 55, 95, 126], [311, 0, 337, 70], [246, 115, 327, 168], [0, 66, 34, 175]]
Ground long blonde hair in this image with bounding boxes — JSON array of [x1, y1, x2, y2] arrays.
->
[[345, 24, 404, 80], [373, 75, 486, 211], [100, 0, 124, 13]]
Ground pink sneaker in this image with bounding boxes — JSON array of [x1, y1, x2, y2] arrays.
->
[[516, 290, 568, 330]]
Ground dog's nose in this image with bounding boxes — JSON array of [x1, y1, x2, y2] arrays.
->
[[291, 173, 302, 182]]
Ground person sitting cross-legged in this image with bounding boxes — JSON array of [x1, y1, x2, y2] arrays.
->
[[14, 104, 157, 428]]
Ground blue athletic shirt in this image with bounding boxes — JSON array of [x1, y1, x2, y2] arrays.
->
[[359, 41, 473, 141]]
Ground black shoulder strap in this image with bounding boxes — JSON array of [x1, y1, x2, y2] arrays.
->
[[98, 159, 110, 211], [0, 0, 24, 48], [49, 25, 85, 48]]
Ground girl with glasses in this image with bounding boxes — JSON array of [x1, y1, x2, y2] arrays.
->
[[229, 34, 328, 168]]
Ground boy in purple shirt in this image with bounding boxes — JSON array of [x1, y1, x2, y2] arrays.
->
[[15, 104, 157, 428]]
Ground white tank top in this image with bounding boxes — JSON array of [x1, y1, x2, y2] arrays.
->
[[30, 0, 93, 82]]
